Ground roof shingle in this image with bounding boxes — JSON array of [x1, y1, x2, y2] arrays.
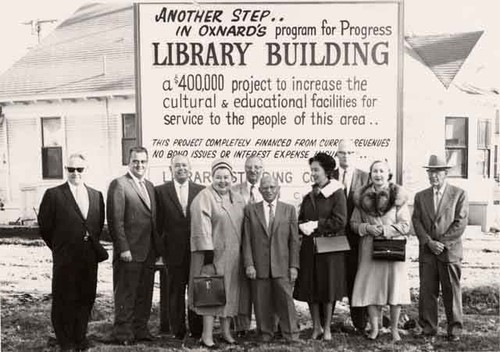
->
[[0, 3, 134, 101]]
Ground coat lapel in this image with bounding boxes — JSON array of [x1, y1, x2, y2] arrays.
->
[[254, 202, 269, 236], [270, 202, 284, 237], [126, 175, 151, 211], [435, 185, 452, 221], [61, 182, 85, 221], [423, 188, 436, 220], [167, 182, 184, 216]]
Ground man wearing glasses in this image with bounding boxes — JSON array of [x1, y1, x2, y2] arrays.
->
[[38, 153, 105, 351], [107, 146, 162, 345], [332, 139, 369, 333]]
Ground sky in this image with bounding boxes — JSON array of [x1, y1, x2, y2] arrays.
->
[[0, 0, 498, 88]]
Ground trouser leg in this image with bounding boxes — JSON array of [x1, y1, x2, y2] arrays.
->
[[419, 259, 440, 335], [272, 278, 298, 339], [438, 261, 463, 334]]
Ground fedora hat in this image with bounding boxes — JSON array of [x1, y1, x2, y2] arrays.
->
[[423, 154, 452, 169]]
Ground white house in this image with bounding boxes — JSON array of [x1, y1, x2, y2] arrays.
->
[[0, 3, 497, 230]]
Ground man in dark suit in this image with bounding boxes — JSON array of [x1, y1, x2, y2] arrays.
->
[[242, 175, 300, 342], [107, 146, 161, 344], [38, 153, 105, 351], [332, 139, 369, 332], [413, 154, 468, 342], [155, 155, 204, 339]]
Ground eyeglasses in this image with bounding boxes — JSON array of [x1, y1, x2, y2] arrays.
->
[[66, 167, 85, 173]]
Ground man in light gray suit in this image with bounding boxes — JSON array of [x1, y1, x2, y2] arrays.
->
[[242, 175, 300, 342], [412, 154, 468, 342], [107, 146, 162, 345]]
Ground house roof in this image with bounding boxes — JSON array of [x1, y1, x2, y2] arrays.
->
[[0, 3, 134, 103], [405, 31, 484, 89]]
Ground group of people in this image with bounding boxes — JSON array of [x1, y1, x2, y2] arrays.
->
[[38, 141, 468, 351]]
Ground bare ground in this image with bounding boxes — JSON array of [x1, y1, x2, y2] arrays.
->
[[1, 233, 499, 351]]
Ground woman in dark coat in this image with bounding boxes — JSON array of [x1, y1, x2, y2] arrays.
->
[[293, 153, 348, 340]]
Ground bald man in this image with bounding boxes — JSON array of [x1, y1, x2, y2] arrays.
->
[[333, 140, 369, 332], [155, 155, 205, 339]]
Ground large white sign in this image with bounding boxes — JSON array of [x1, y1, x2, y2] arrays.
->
[[136, 1, 402, 202]]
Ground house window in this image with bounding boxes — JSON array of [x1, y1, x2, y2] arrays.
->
[[122, 113, 137, 165], [477, 119, 491, 178], [445, 117, 468, 178], [41, 117, 63, 179]]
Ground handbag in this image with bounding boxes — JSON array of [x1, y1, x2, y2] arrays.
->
[[372, 238, 407, 261], [88, 236, 109, 263], [193, 265, 226, 307], [314, 235, 351, 254]]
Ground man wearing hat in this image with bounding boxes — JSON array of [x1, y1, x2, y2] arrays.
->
[[412, 154, 468, 341]]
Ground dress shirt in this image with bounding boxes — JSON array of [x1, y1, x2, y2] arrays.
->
[[433, 182, 447, 211], [174, 179, 189, 215], [69, 182, 89, 219], [128, 171, 151, 208], [263, 198, 278, 229], [340, 167, 353, 195], [246, 181, 262, 203]]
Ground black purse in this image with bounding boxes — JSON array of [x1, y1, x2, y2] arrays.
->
[[193, 265, 226, 307], [372, 238, 406, 261]]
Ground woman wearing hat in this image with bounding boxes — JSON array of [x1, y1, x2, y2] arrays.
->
[[188, 159, 247, 348], [350, 160, 411, 342]]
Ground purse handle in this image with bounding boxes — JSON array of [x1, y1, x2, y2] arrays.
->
[[200, 263, 218, 277]]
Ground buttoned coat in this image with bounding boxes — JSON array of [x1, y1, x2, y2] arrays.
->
[[242, 201, 300, 278], [413, 184, 468, 263]]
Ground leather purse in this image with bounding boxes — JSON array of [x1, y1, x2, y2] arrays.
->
[[193, 266, 226, 307], [314, 235, 351, 254], [372, 238, 407, 261], [89, 236, 109, 263]]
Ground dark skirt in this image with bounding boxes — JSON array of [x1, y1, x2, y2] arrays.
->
[[293, 236, 347, 303]]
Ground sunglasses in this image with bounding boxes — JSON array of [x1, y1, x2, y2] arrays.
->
[[66, 167, 85, 173]]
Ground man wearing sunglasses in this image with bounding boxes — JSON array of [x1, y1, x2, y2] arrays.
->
[[38, 153, 105, 351], [107, 146, 162, 345]]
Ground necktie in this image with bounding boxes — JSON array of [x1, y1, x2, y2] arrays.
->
[[139, 180, 151, 209], [179, 183, 188, 216], [434, 188, 441, 212], [268, 203, 274, 232], [75, 186, 88, 219], [250, 185, 256, 203], [342, 168, 348, 194]]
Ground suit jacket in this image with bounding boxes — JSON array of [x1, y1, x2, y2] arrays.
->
[[155, 180, 204, 267], [232, 181, 262, 204], [242, 200, 300, 279], [107, 173, 161, 262], [412, 184, 468, 263], [332, 168, 369, 219], [38, 182, 105, 261]]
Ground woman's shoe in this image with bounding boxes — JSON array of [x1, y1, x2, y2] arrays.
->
[[200, 340, 218, 349], [365, 331, 379, 341]]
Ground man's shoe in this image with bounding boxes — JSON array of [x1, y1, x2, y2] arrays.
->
[[447, 333, 460, 342], [174, 332, 186, 340], [260, 334, 273, 343], [136, 334, 155, 342], [236, 331, 247, 338], [75, 339, 93, 351]]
